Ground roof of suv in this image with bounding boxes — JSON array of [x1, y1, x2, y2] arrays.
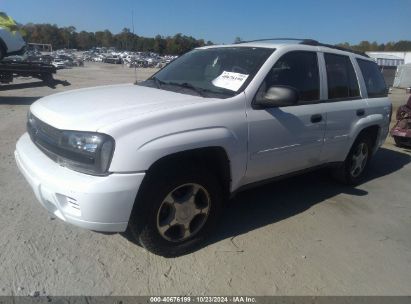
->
[[200, 39, 371, 61]]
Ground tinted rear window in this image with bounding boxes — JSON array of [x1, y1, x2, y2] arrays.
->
[[325, 53, 360, 100], [357, 59, 387, 98]]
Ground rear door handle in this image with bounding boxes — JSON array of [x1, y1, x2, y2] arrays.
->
[[311, 114, 323, 123], [357, 109, 365, 117]]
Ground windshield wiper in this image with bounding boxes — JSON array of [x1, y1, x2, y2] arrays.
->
[[147, 79, 234, 98], [166, 82, 206, 97]]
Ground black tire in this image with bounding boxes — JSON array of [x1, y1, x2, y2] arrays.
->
[[393, 136, 410, 148], [127, 163, 223, 257], [332, 135, 373, 185], [393, 136, 403, 147]]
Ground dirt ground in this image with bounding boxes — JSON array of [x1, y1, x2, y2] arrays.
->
[[0, 63, 410, 296]]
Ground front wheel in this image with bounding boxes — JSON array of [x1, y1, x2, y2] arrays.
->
[[332, 136, 373, 185], [127, 164, 222, 257]]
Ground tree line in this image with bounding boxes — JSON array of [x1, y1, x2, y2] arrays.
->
[[22, 23, 213, 55], [21, 23, 411, 54], [336, 40, 411, 52]]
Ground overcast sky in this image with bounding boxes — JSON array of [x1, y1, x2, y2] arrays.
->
[[1, 0, 410, 44]]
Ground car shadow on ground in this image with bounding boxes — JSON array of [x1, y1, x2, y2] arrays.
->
[[0, 79, 70, 91], [123, 147, 410, 256], [0, 96, 42, 105], [203, 147, 411, 251]]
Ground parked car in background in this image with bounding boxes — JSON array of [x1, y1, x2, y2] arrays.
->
[[51, 59, 66, 69], [391, 95, 411, 147], [0, 12, 26, 60], [104, 55, 122, 64], [15, 39, 391, 257]]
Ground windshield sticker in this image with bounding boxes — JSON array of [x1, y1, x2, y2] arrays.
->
[[212, 71, 249, 91]]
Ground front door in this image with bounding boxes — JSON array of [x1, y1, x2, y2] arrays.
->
[[245, 51, 326, 184]]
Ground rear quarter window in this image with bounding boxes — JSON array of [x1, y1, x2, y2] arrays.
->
[[356, 59, 387, 98]]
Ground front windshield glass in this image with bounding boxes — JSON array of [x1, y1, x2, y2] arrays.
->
[[139, 47, 274, 99]]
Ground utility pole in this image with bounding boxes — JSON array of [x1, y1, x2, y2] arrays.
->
[[132, 8, 138, 84], [132, 9, 135, 35]]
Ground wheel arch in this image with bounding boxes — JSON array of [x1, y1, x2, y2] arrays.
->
[[349, 123, 381, 157], [143, 146, 232, 199], [356, 125, 380, 149], [110, 126, 247, 191]]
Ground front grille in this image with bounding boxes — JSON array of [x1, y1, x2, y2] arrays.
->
[[27, 114, 99, 172], [35, 119, 61, 142], [27, 114, 62, 162]]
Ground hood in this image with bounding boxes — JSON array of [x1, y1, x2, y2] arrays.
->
[[30, 84, 205, 131]]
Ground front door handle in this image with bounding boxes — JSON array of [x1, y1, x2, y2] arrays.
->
[[311, 114, 323, 123]]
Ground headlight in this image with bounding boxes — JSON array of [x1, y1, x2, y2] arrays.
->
[[58, 131, 115, 175], [27, 112, 115, 175]]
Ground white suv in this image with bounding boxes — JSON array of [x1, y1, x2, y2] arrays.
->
[[15, 39, 391, 257]]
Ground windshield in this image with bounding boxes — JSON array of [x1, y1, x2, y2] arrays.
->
[[139, 47, 274, 98]]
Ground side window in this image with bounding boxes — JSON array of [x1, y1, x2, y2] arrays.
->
[[356, 59, 387, 98], [324, 53, 360, 100], [259, 51, 320, 102]]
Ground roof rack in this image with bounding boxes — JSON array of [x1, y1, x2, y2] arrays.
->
[[234, 38, 369, 58], [234, 38, 316, 44], [300, 40, 369, 57]]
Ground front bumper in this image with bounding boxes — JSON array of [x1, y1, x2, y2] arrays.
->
[[15, 133, 145, 232]]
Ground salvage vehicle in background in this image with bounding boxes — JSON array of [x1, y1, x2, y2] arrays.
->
[[104, 55, 122, 64], [391, 95, 411, 147], [0, 12, 26, 60], [15, 39, 391, 257], [51, 58, 66, 69]]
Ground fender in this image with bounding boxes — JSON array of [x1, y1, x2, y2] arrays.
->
[[112, 127, 247, 192], [139, 127, 244, 191]]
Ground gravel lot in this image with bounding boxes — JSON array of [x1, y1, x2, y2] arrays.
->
[[0, 63, 410, 296]]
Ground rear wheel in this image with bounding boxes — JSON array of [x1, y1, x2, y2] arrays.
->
[[333, 136, 373, 185], [127, 164, 222, 257]]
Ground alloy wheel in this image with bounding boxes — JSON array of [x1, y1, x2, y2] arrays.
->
[[350, 142, 369, 178], [156, 183, 211, 242]]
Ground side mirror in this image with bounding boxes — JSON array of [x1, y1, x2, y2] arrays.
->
[[255, 86, 299, 108]]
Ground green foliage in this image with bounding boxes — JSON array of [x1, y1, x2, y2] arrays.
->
[[21, 23, 208, 55], [335, 40, 411, 52], [18, 22, 411, 54]]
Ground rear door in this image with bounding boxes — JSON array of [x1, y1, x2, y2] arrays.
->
[[319, 53, 368, 163]]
